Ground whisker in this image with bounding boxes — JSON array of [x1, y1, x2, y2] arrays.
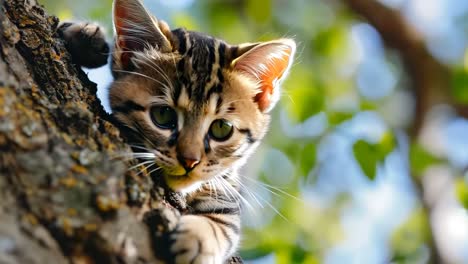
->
[[214, 177, 242, 211], [112, 150, 155, 158], [132, 153, 156, 159], [129, 144, 153, 152], [241, 176, 303, 203], [230, 176, 289, 221], [230, 177, 264, 208], [113, 69, 160, 84], [135, 162, 157, 176], [128, 160, 155, 171], [212, 178, 242, 215], [147, 166, 162, 175], [207, 181, 215, 200], [213, 177, 230, 200], [253, 191, 289, 222], [134, 56, 173, 88], [111, 153, 155, 162], [217, 175, 253, 211], [110, 152, 134, 159], [114, 50, 174, 95], [131, 57, 173, 90], [128, 121, 160, 151]]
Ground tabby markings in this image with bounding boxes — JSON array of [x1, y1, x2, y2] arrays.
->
[[113, 100, 145, 114], [238, 128, 256, 144]]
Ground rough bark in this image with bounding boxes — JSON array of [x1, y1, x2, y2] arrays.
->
[[0, 0, 242, 263]]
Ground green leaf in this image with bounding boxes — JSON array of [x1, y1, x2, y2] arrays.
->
[[205, 2, 251, 42], [390, 207, 431, 263], [245, 0, 272, 24], [299, 143, 316, 177], [353, 140, 378, 180], [239, 247, 273, 260], [172, 12, 201, 32], [360, 100, 377, 111], [451, 68, 468, 104], [377, 132, 395, 160], [327, 111, 354, 126], [409, 144, 442, 175], [352, 133, 395, 180], [313, 25, 348, 58], [283, 69, 325, 122], [455, 178, 468, 209]]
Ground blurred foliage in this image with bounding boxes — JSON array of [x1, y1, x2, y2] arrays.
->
[[390, 208, 431, 263], [409, 144, 444, 176], [455, 178, 468, 209], [352, 132, 395, 180], [41, 0, 468, 263], [452, 68, 468, 104]]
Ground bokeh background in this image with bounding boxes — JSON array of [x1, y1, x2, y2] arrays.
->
[[42, 0, 468, 263]]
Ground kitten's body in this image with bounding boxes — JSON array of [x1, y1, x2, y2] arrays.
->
[[60, 0, 295, 263]]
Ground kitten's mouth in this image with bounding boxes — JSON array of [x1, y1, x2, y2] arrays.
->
[[149, 165, 188, 181], [167, 166, 186, 176], [163, 172, 198, 191], [162, 167, 190, 179], [166, 172, 188, 178]]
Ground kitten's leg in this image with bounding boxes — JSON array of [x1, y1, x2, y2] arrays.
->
[[58, 22, 109, 68], [169, 186, 241, 264]]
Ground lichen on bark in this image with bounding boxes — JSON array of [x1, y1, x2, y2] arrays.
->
[[0, 0, 244, 262], [0, 0, 179, 263]]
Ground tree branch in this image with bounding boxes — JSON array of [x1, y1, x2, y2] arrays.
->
[[0, 0, 244, 262], [341, 0, 456, 263], [343, 0, 468, 136]]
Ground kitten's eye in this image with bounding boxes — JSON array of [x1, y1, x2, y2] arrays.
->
[[209, 119, 233, 141], [150, 106, 177, 129]]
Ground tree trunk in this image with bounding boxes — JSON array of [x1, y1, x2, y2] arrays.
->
[[0, 1, 244, 263]]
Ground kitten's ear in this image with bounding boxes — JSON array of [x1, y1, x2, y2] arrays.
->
[[112, 0, 172, 68], [232, 39, 296, 112]]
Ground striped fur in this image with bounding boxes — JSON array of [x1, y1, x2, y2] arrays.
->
[[106, 0, 296, 263]]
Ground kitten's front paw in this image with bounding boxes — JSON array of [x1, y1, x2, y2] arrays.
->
[[169, 215, 221, 264], [58, 22, 109, 68]]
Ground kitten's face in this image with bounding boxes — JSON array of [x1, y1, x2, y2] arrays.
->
[[110, 39, 268, 191], [110, 0, 295, 192]]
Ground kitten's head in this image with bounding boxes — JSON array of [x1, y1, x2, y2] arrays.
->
[[109, 0, 295, 192]]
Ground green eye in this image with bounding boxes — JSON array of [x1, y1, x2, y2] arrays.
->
[[150, 106, 177, 129], [209, 119, 234, 141]]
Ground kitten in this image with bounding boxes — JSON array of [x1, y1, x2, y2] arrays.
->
[[60, 0, 295, 263]]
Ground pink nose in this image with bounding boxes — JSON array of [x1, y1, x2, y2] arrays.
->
[[179, 157, 200, 170]]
